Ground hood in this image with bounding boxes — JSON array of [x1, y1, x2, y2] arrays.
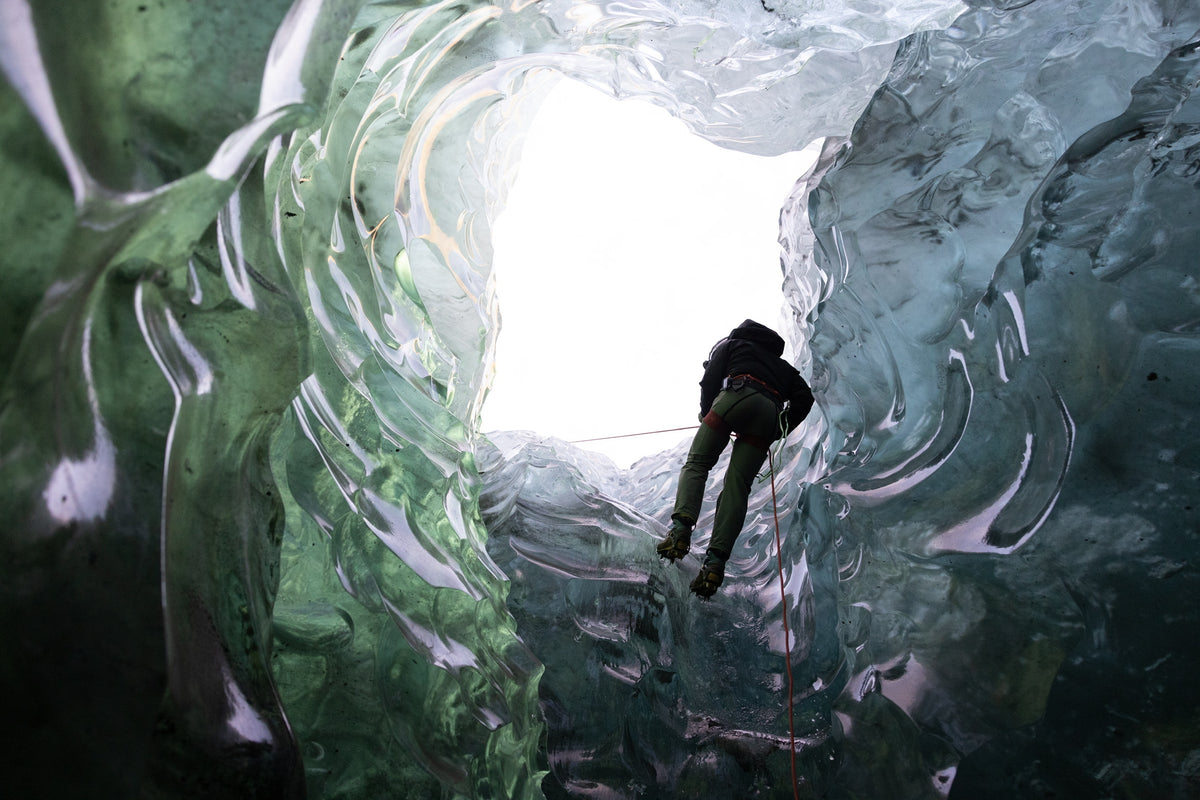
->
[[728, 319, 784, 357]]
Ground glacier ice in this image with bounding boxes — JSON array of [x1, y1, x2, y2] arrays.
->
[[2, 0, 1199, 798]]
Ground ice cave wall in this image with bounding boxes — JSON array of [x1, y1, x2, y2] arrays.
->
[[789, 4, 1200, 795], [2, 1, 1200, 799]]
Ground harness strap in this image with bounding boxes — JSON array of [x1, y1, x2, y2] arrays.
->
[[725, 373, 783, 403], [701, 409, 730, 434]]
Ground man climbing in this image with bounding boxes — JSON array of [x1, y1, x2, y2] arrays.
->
[[657, 319, 814, 598]]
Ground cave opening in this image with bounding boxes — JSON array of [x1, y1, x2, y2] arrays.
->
[[481, 76, 819, 468]]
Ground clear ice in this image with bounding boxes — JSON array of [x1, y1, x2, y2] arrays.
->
[[2, 0, 1198, 798]]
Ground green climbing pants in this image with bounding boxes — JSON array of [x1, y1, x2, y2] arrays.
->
[[672, 385, 781, 558]]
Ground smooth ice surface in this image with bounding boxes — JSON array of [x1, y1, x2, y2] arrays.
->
[[2, 1, 1199, 799]]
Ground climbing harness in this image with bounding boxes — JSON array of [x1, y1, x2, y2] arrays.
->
[[723, 372, 784, 403], [571, 381, 788, 448]]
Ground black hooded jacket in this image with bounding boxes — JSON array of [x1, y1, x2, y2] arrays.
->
[[699, 320, 814, 433]]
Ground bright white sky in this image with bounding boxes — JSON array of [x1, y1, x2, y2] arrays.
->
[[482, 79, 818, 469]]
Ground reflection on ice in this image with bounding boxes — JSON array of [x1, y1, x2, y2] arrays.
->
[[3, 0, 1200, 799]]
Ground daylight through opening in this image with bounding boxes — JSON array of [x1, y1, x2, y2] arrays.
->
[[483, 78, 819, 469]]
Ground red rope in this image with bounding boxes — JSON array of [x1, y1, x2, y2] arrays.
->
[[768, 448, 801, 799], [568, 425, 699, 444]]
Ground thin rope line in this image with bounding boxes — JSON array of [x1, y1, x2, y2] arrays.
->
[[568, 425, 699, 444], [576, 417, 800, 791], [769, 448, 801, 799]]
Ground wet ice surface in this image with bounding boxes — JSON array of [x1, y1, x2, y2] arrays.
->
[[3, 0, 1200, 798]]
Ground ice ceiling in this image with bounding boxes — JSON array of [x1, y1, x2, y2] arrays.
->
[[2, 0, 1199, 798]]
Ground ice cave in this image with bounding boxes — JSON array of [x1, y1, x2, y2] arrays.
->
[[2, 0, 1199, 798]]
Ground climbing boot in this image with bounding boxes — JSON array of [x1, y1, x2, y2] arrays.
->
[[690, 551, 727, 599], [655, 519, 693, 563]]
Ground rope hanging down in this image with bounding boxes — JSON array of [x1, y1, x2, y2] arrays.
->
[[768, 448, 801, 800]]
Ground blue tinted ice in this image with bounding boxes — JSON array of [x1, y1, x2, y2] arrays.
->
[[2, 0, 1198, 798]]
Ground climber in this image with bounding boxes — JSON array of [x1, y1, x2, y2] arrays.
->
[[656, 319, 814, 598]]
